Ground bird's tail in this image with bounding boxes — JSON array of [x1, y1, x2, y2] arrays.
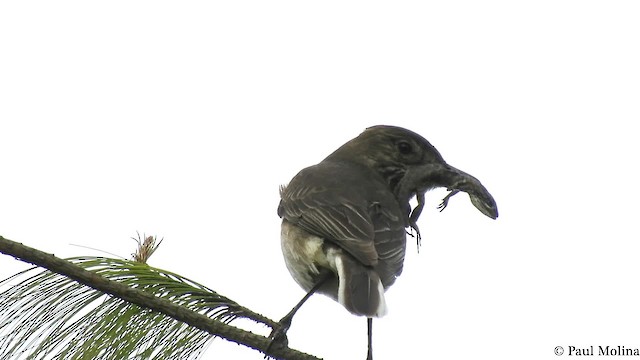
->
[[332, 252, 387, 317]]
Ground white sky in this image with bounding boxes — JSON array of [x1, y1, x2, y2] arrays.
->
[[1, 1, 639, 359]]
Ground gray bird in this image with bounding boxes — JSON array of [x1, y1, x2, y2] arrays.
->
[[269, 125, 498, 360]]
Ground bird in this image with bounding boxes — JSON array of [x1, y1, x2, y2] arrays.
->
[[269, 125, 498, 360]]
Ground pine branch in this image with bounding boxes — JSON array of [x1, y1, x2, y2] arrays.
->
[[0, 235, 320, 360]]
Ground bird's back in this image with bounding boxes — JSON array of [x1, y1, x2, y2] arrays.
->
[[278, 159, 408, 292]]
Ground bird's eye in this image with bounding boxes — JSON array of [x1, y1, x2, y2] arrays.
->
[[397, 140, 413, 155]]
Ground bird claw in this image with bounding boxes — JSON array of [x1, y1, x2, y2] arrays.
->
[[264, 318, 291, 358]]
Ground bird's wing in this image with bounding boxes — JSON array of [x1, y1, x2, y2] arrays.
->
[[368, 202, 407, 288], [278, 165, 380, 266]]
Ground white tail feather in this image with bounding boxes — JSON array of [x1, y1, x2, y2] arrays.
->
[[333, 252, 387, 317]]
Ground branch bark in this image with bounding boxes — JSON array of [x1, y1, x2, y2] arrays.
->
[[0, 235, 321, 360]]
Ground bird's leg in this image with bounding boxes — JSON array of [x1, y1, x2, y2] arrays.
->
[[367, 317, 374, 360], [437, 189, 460, 212], [266, 272, 332, 357]]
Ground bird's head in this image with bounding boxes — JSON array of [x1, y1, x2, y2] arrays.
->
[[325, 125, 498, 221], [325, 125, 446, 190]]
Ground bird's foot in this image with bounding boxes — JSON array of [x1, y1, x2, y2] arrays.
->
[[264, 316, 292, 358]]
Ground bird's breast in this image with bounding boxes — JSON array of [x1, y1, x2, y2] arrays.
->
[[280, 219, 333, 292]]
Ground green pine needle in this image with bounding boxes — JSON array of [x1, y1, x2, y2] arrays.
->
[[0, 257, 271, 360]]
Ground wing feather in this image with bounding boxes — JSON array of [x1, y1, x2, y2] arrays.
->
[[279, 163, 407, 284]]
